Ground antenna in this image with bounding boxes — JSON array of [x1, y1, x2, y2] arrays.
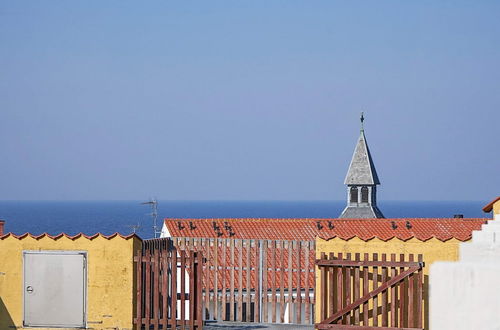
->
[[141, 198, 160, 238]]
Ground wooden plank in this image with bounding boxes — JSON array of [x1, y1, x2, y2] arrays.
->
[[230, 239, 235, 321], [381, 254, 388, 327], [161, 251, 169, 330], [295, 241, 302, 324], [238, 239, 244, 322], [204, 239, 210, 320], [254, 240, 261, 323], [336, 253, 343, 324], [197, 252, 204, 329], [391, 254, 398, 328], [316, 324, 423, 330], [354, 253, 360, 325], [189, 251, 195, 330], [373, 253, 378, 327], [280, 240, 286, 323], [287, 240, 293, 323], [345, 253, 351, 325], [362, 253, 369, 326], [271, 240, 277, 323], [320, 252, 327, 321], [180, 249, 186, 330], [304, 241, 311, 323], [399, 254, 405, 328], [214, 238, 219, 320], [316, 260, 422, 268], [416, 254, 423, 329], [221, 239, 227, 321], [327, 252, 334, 319], [408, 254, 415, 328], [171, 248, 178, 329], [153, 251, 160, 330], [145, 249, 151, 329], [246, 240, 252, 322], [263, 240, 269, 323], [319, 266, 420, 325], [135, 250, 143, 327]]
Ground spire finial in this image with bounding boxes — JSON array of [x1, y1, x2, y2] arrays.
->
[[360, 112, 365, 131]]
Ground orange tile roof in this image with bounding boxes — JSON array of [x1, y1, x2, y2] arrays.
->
[[0, 232, 141, 241], [165, 218, 487, 242], [483, 196, 500, 213]]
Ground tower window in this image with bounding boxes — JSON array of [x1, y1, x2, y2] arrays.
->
[[361, 186, 369, 203], [350, 187, 358, 203]]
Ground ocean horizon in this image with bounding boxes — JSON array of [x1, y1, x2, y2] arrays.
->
[[0, 200, 489, 239]]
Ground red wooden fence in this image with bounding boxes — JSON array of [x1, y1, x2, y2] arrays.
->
[[316, 253, 424, 330], [134, 238, 204, 329]]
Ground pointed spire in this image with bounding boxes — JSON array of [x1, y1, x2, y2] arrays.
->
[[344, 114, 380, 185]]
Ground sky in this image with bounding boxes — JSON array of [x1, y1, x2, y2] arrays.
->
[[1, 1, 499, 201]]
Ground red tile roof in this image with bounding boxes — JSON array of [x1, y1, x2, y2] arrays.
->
[[483, 197, 500, 213], [0, 232, 141, 241], [165, 218, 487, 242]]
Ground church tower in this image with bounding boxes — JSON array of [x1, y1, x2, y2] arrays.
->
[[339, 113, 384, 218]]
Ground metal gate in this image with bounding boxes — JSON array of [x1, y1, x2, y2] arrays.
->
[[134, 238, 203, 329], [23, 251, 87, 328], [316, 252, 424, 330]]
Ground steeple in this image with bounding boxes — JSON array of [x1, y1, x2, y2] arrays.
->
[[339, 113, 384, 218]]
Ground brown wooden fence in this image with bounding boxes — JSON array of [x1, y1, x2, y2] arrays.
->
[[172, 237, 316, 324], [316, 253, 424, 330], [134, 238, 204, 329]]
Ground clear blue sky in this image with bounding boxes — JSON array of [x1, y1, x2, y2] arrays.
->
[[1, 1, 499, 201]]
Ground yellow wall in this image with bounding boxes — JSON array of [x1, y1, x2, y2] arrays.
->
[[0, 235, 141, 330], [493, 200, 500, 216], [315, 236, 467, 329]]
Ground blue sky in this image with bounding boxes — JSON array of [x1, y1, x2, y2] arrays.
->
[[1, 1, 499, 201]]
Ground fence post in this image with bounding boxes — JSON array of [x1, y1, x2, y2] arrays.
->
[[258, 239, 264, 323]]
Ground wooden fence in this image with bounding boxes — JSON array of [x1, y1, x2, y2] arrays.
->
[[172, 237, 316, 324], [134, 238, 204, 329], [315, 252, 425, 330]]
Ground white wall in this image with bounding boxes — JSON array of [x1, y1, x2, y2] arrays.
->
[[430, 219, 500, 330]]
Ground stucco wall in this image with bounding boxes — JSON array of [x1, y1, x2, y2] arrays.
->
[[315, 236, 466, 329], [0, 235, 141, 330]]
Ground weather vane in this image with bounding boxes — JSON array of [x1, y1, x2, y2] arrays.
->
[[360, 112, 365, 131]]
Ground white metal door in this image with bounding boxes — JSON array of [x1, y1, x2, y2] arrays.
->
[[24, 251, 86, 328]]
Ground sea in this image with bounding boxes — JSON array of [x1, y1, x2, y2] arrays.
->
[[0, 200, 489, 239]]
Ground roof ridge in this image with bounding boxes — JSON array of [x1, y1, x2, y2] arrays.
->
[[0, 232, 141, 241]]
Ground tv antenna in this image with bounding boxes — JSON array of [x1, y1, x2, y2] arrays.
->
[[141, 198, 160, 238]]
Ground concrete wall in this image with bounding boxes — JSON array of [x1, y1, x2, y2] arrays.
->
[[0, 234, 141, 330], [315, 236, 465, 328], [430, 219, 500, 330]]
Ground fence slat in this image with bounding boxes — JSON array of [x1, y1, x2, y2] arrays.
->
[[345, 253, 351, 325], [373, 253, 378, 327], [214, 239, 219, 320], [254, 240, 261, 323], [295, 241, 302, 324], [416, 254, 423, 329], [230, 239, 235, 321], [408, 254, 415, 328], [135, 250, 143, 327], [263, 240, 268, 323], [280, 240, 286, 323], [153, 251, 160, 330], [287, 240, 294, 323], [328, 252, 334, 319], [238, 239, 244, 322], [305, 241, 311, 323], [180, 250, 186, 330], [390, 253, 397, 327], [171, 248, 178, 329], [362, 253, 368, 326], [246, 240, 252, 322], [145, 249, 151, 329], [381, 254, 388, 327], [399, 254, 405, 328], [337, 252, 343, 325], [354, 253, 360, 325], [222, 239, 227, 321]]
